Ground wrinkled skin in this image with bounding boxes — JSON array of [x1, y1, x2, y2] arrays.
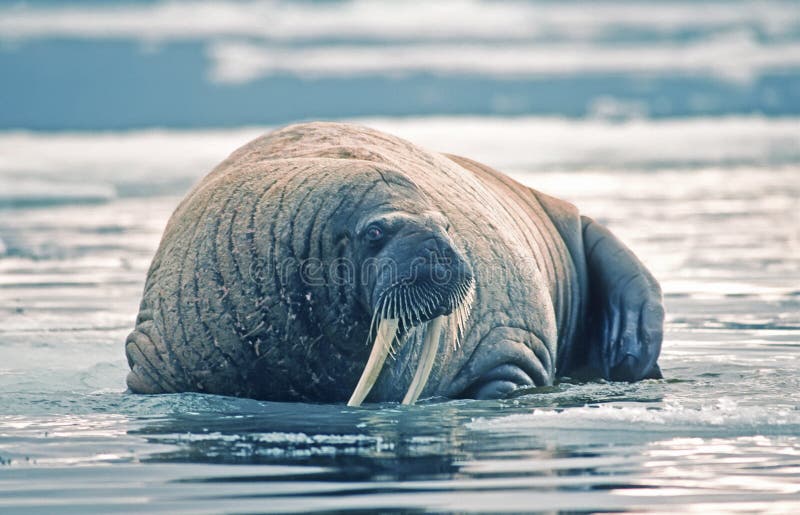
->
[[125, 122, 663, 403]]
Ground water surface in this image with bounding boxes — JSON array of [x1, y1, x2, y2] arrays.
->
[[1, 116, 798, 513]]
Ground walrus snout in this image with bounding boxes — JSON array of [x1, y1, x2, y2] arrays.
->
[[347, 214, 475, 407], [371, 229, 473, 329]]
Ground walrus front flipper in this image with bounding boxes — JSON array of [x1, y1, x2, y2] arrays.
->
[[582, 216, 664, 382]]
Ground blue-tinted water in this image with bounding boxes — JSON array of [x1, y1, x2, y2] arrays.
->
[[2, 116, 798, 512], [1, 1, 799, 513]]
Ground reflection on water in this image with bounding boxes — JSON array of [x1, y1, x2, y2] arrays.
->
[[1, 117, 799, 512], [6, 389, 798, 512]]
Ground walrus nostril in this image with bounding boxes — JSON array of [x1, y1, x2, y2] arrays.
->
[[416, 235, 454, 263], [433, 263, 448, 277]]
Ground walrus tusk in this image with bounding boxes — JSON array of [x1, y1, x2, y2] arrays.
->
[[402, 315, 445, 405], [347, 318, 399, 407]]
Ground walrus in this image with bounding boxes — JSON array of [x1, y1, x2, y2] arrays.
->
[[125, 122, 663, 405]]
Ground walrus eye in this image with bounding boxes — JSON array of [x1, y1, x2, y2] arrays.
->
[[366, 225, 384, 241]]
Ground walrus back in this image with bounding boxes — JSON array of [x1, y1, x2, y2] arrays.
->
[[443, 153, 588, 372]]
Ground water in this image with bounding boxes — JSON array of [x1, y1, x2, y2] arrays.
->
[[2, 1, 800, 512], [1, 116, 798, 512], [2, 1, 800, 129]]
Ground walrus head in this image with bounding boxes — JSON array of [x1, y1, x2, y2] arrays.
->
[[336, 170, 475, 406]]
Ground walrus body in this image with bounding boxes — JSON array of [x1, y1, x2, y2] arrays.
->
[[126, 122, 663, 404]]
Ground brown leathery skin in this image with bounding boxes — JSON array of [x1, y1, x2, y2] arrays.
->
[[125, 121, 588, 402]]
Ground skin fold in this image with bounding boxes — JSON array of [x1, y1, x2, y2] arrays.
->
[[125, 122, 664, 403]]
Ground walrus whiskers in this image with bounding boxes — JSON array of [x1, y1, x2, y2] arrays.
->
[[347, 275, 477, 407], [406, 287, 417, 325], [411, 287, 426, 323], [452, 278, 475, 349], [447, 313, 458, 354], [397, 287, 405, 323], [416, 286, 432, 319], [402, 277, 475, 403], [411, 289, 421, 325]]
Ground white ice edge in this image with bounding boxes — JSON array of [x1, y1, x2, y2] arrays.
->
[[1, 0, 798, 42], [468, 399, 800, 433], [207, 35, 800, 84], [1, 116, 798, 183]]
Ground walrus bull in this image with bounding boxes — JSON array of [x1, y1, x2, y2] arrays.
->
[[125, 122, 663, 405]]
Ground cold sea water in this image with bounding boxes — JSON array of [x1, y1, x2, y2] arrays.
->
[[2, 1, 800, 513], [1, 117, 798, 513]]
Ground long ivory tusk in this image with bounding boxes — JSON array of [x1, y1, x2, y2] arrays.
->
[[402, 315, 445, 405], [347, 318, 399, 407]]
